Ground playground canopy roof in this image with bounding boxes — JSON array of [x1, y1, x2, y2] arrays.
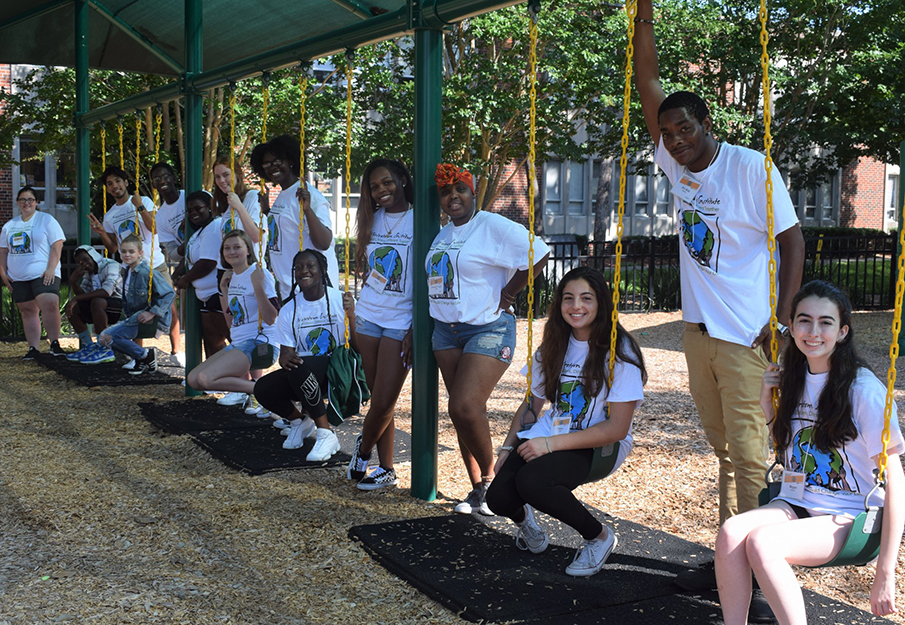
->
[[0, 0, 519, 78]]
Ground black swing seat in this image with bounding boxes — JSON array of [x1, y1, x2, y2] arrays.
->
[[249, 336, 275, 370], [583, 441, 621, 485], [135, 318, 159, 339], [760, 468, 883, 568]]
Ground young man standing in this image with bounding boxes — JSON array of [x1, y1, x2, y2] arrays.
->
[[149, 162, 185, 366], [65, 245, 123, 363], [632, 0, 805, 612]]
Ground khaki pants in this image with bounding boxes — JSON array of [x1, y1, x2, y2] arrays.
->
[[683, 323, 770, 526]]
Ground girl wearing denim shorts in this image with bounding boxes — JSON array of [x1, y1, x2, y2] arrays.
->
[[346, 159, 415, 491], [186, 230, 279, 404], [426, 163, 550, 515]]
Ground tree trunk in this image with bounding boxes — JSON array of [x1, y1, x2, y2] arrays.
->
[[593, 157, 612, 241], [174, 99, 185, 184]]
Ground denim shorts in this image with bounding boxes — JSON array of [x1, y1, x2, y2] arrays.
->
[[431, 312, 516, 363], [355, 315, 409, 342], [225, 337, 280, 367]]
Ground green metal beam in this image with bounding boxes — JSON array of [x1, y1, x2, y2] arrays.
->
[[78, 82, 182, 127], [328, 0, 372, 20], [75, 0, 90, 246], [0, 0, 71, 33], [410, 25, 442, 501], [88, 0, 184, 74], [183, 0, 203, 397]]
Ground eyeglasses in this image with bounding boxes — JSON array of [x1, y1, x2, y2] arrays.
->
[[261, 158, 283, 170], [17, 198, 37, 205]]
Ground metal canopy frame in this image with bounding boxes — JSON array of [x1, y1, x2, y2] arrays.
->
[[0, 0, 530, 501]]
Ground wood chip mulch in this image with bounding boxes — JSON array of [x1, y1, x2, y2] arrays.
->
[[0, 310, 902, 624]]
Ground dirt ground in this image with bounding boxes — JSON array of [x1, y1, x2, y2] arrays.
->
[[0, 310, 903, 624]]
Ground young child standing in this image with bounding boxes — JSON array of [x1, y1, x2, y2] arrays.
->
[[98, 234, 176, 375], [715, 281, 905, 624]]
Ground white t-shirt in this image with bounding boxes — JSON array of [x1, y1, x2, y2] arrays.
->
[[426, 210, 550, 326], [185, 217, 223, 302], [518, 335, 645, 472], [155, 190, 185, 247], [267, 181, 338, 296], [220, 190, 267, 267], [355, 208, 414, 331], [776, 369, 905, 517], [226, 262, 279, 344], [276, 286, 347, 357], [0, 211, 65, 281], [103, 196, 160, 262], [654, 137, 799, 346]]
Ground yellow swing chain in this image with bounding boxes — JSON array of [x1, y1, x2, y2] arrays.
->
[[524, 6, 539, 404], [257, 75, 271, 336], [101, 123, 108, 257], [342, 53, 354, 349], [298, 67, 308, 251], [608, 0, 637, 387], [879, 220, 905, 483], [117, 117, 124, 170]]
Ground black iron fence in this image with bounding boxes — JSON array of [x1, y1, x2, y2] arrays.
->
[[1, 232, 898, 339]]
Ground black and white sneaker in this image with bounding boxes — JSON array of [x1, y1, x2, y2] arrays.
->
[[50, 340, 66, 356], [22, 347, 40, 361], [357, 467, 398, 491], [129, 347, 158, 375], [346, 434, 371, 481]]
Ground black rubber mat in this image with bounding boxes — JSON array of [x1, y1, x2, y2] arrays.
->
[[350, 510, 894, 624], [138, 399, 267, 434], [34, 353, 182, 386]]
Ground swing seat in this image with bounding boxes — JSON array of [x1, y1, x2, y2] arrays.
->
[[135, 319, 159, 339], [760, 474, 883, 568], [249, 337, 275, 370], [583, 442, 621, 485]]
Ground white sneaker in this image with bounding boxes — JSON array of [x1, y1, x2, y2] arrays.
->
[[515, 505, 549, 554], [272, 418, 292, 429], [565, 528, 617, 577], [244, 395, 262, 414], [282, 418, 316, 450], [217, 392, 247, 406], [173, 352, 186, 367], [254, 405, 272, 418], [121, 358, 136, 370], [306, 428, 340, 461]]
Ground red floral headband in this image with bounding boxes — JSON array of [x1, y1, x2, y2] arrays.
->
[[434, 163, 474, 194]]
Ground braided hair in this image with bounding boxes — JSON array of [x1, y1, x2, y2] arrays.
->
[[289, 248, 334, 352]]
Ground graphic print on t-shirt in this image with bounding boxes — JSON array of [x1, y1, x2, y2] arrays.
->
[[680, 208, 720, 272], [302, 326, 336, 356], [229, 296, 247, 327], [9, 231, 31, 254], [118, 218, 139, 240], [428, 251, 456, 299], [557, 380, 595, 431], [369, 246, 405, 293], [789, 424, 853, 492], [267, 215, 281, 253]]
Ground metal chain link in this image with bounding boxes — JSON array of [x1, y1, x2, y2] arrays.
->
[[343, 56, 354, 348], [879, 223, 905, 482], [298, 70, 308, 251], [524, 7, 539, 404], [100, 123, 108, 257]]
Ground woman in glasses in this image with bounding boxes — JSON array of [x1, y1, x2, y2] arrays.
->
[[0, 186, 66, 360]]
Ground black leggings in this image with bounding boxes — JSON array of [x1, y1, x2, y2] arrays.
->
[[254, 355, 330, 420], [485, 440, 602, 540]]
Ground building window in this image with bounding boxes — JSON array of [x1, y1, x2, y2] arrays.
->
[[544, 163, 563, 215], [790, 171, 840, 227], [887, 173, 900, 227], [17, 138, 47, 203], [609, 163, 671, 219], [568, 161, 586, 215]]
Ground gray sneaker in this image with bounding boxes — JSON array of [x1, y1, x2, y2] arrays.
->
[[515, 505, 548, 553], [454, 484, 493, 515], [565, 528, 617, 577]]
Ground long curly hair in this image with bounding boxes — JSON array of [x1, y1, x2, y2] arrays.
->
[[773, 280, 864, 455], [538, 266, 646, 403], [355, 159, 414, 276], [211, 155, 250, 217]]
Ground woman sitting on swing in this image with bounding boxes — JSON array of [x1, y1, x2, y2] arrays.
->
[[486, 266, 646, 577], [715, 280, 905, 624]]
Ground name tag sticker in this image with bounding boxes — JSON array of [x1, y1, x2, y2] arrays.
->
[[428, 276, 444, 296], [11, 233, 25, 247], [552, 414, 571, 436], [779, 471, 806, 501], [367, 269, 388, 292], [672, 173, 701, 204]]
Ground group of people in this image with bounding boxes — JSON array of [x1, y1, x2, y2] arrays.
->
[[2, 5, 903, 621]]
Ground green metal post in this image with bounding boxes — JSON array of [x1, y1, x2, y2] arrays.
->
[[899, 138, 905, 354], [183, 0, 203, 396], [410, 25, 442, 501], [74, 0, 90, 245]]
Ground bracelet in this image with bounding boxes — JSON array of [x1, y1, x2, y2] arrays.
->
[[544, 437, 552, 453], [500, 290, 516, 303], [634, 18, 655, 24], [497, 445, 514, 455]]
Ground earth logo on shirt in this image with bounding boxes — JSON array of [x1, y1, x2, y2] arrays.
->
[[681, 211, 715, 269], [305, 327, 336, 356], [118, 219, 139, 240], [369, 246, 404, 292], [229, 296, 246, 326], [557, 380, 590, 430], [267, 215, 281, 253], [9, 231, 32, 254], [428, 251, 455, 299], [790, 426, 852, 491], [222, 215, 238, 237]]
